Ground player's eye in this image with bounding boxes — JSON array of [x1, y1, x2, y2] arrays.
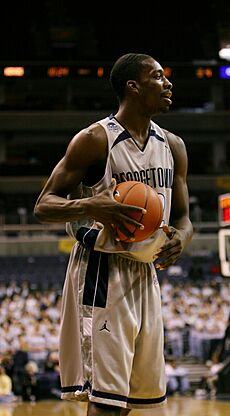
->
[[154, 72, 163, 80]]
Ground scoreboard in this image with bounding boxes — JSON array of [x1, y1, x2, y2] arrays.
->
[[218, 229, 230, 277], [0, 63, 230, 80], [218, 193, 230, 227], [218, 193, 230, 277]]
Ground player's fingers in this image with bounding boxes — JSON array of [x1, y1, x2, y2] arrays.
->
[[155, 250, 181, 270], [109, 223, 117, 238], [163, 224, 175, 239], [110, 178, 117, 192], [117, 213, 144, 230], [121, 204, 146, 215], [112, 222, 136, 241]]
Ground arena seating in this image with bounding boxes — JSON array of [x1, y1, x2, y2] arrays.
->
[[0, 255, 69, 288]]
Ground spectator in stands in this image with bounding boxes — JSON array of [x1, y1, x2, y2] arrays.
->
[[214, 312, 230, 362], [11, 335, 29, 397], [164, 308, 185, 357], [0, 365, 15, 403], [21, 361, 39, 402], [195, 354, 224, 398], [45, 326, 59, 353], [25, 321, 47, 369], [189, 308, 227, 362], [165, 357, 190, 396], [36, 351, 61, 399]]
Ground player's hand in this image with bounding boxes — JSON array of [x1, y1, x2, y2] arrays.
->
[[154, 224, 185, 270], [87, 179, 146, 240]]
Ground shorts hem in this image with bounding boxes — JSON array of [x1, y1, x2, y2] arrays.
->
[[90, 395, 167, 409], [127, 398, 167, 409], [61, 391, 167, 410]]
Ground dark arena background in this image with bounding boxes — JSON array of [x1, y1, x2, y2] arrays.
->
[[0, 1, 230, 415]]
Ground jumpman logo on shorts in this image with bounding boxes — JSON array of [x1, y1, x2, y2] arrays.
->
[[99, 320, 110, 332]]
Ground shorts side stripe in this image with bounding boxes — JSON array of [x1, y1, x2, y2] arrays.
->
[[76, 226, 99, 248], [83, 251, 109, 308]]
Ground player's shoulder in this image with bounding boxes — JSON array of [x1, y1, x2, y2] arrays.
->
[[65, 122, 108, 164], [162, 128, 188, 169], [69, 122, 108, 151], [162, 128, 186, 153], [74, 121, 107, 141], [162, 128, 185, 146], [151, 121, 184, 147]]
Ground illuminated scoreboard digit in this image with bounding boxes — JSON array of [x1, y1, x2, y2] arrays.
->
[[218, 193, 230, 227]]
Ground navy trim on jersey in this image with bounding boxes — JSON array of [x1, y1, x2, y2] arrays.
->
[[111, 130, 131, 149], [150, 129, 165, 142], [76, 226, 99, 248], [111, 127, 164, 150], [83, 251, 109, 308]]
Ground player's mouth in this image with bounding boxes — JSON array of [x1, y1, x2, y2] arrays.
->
[[161, 92, 172, 105]]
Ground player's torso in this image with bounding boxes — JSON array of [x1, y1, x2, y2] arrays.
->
[[92, 115, 174, 228]]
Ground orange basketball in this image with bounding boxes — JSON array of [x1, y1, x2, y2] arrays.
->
[[113, 181, 163, 242]]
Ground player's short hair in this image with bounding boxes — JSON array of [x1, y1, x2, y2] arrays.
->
[[110, 53, 152, 102]]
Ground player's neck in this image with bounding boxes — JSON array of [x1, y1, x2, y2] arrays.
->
[[116, 108, 150, 130], [115, 111, 150, 147]]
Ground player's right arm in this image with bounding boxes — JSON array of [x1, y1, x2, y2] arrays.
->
[[34, 124, 145, 237]]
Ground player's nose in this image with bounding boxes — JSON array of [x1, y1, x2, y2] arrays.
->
[[164, 76, 173, 90]]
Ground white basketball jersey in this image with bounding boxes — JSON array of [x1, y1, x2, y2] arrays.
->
[[67, 115, 174, 263]]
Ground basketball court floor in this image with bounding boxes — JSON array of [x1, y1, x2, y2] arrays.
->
[[0, 397, 230, 416]]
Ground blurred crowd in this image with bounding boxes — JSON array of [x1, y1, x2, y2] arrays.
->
[[0, 282, 61, 402], [0, 276, 229, 402], [161, 277, 230, 361]]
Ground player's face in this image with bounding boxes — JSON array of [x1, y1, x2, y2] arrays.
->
[[138, 58, 173, 115]]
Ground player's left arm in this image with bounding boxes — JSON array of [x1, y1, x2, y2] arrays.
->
[[155, 131, 193, 269]]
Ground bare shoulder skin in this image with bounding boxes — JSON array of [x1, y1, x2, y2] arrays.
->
[[35, 122, 106, 202], [154, 128, 193, 269], [34, 123, 146, 240]]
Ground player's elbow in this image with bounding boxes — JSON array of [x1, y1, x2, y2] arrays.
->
[[33, 201, 50, 224]]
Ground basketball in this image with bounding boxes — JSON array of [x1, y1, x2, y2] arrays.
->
[[113, 181, 163, 242]]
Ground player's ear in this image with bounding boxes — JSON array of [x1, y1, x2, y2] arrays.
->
[[127, 80, 138, 92]]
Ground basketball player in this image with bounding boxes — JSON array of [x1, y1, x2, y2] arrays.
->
[[34, 53, 193, 416]]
